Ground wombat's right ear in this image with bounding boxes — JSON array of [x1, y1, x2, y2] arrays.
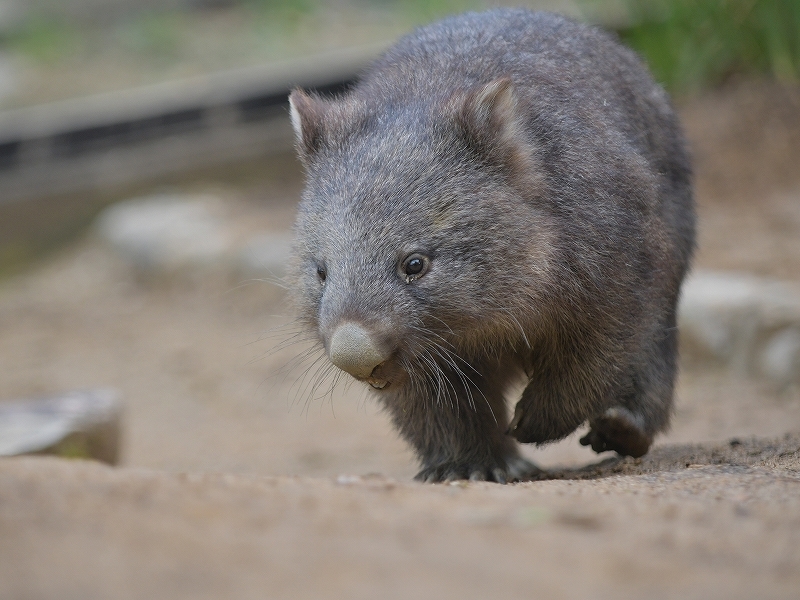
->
[[289, 89, 328, 162], [451, 78, 542, 192]]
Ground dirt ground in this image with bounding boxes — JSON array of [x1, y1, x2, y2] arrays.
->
[[2, 435, 799, 600], [1, 79, 799, 599]]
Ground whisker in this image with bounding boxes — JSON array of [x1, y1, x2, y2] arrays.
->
[[224, 277, 289, 294]]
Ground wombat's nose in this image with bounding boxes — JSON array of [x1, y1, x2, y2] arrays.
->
[[328, 322, 388, 379]]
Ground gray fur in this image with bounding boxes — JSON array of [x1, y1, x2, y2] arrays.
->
[[288, 9, 695, 482]]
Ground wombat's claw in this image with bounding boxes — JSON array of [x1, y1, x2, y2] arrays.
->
[[506, 405, 524, 436], [414, 460, 521, 484], [580, 407, 652, 458], [505, 456, 545, 481]]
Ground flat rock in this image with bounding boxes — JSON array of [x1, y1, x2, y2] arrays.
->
[[679, 270, 800, 386], [94, 193, 231, 272], [94, 194, 293, 287], [0, 389, 122, 464]]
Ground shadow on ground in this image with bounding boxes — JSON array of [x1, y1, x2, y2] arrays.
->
[[542, 433, 800, 480]]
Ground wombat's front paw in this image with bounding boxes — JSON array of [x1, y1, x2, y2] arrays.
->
[[507, 398, 579, 444], [415, 461, 508, 483], [414, 456, 542, 484], [580, 407, 652, 458]]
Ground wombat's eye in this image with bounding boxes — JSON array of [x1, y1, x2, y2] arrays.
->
[[316, 266, 327, 283], [401, 253, 429, 282]]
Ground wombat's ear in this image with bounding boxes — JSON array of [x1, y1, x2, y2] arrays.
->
[[453, 78, 541, 188], [289, 89, 328, 162]]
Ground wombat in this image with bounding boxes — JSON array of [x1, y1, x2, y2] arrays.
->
[[288, 9, 695, 482]]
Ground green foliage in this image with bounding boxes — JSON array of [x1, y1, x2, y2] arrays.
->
[[380, 0, 485, 23], [7, 1, 797, 95], [4, 18, 80, 64], [240, 0, 315, 19], [619, 0, 800, 94], [240, 0, 484, 26], [242, 0, 313, 10], [120, 12, 185, 59]]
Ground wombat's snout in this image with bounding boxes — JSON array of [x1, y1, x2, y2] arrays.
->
[[327, 322, 390, 384]]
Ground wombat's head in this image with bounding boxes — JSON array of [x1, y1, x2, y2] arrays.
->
[[288, 79, 553, 391]]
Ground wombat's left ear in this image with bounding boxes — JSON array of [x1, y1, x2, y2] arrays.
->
[[453, 77, 541, 188], [289, 89, 328, 162]]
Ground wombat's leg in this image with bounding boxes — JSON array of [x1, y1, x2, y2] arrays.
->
[[579, 406, 651, 457], [508, 349, 606, 445], [508, 380, 591, 446], [385, 366, 540, 483], [581, 315, 678, 457]]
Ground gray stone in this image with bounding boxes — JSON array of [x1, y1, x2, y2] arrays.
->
[[94, 193, 231, 272], [0, 389, 122, 464], [679, 270, 800, 386], [758, 328, 800, 387]]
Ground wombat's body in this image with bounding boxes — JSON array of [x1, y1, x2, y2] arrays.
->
[[289, 9, 694, 482]]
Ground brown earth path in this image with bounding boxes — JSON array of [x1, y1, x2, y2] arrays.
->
[[1, 434, 799, 600]]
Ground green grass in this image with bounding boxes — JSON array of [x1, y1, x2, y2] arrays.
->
[[3, 18, 81, 65], [381, 0, 485, 23], [618, 0, 800, 94], [119, 12, 186, 60], [241, 0, 315, 16]]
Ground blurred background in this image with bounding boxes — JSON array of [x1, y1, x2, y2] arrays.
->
[[0, 0, 799, 478]]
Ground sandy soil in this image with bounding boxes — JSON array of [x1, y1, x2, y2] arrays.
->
[[1, 79, 799, 598], [2, 435, 799, 600]]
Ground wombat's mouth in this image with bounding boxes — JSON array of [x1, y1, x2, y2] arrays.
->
[[363, 360, 395, 390], [366, 377, 389, 390]]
